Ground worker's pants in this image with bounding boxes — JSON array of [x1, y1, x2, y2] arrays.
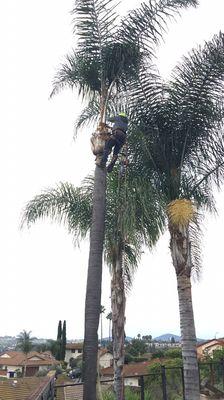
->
[[101, 129, 126, 164]]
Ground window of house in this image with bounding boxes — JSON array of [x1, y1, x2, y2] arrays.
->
[[71, 349, 76, 353], [78, 349, 82, 353]]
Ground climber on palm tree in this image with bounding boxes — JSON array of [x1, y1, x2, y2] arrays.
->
[[100, 112, 128, 172]]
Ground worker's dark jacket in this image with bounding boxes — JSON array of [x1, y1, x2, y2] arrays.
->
[[108, 115, 128, 133]]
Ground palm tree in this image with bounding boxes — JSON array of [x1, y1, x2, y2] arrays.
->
[[16, 330, 34, 376], [50, 1, 198, 397], [22, 168, 164, 399], [106, 312, 112, 342], [128, 32, 224, 400], [100, 305, 106, 346]]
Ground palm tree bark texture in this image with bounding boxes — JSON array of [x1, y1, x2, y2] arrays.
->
[[83, 164, 106, 400], [169, 221, 200, 400], [111, 247, 126, 400]]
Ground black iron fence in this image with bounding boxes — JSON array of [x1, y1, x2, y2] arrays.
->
[[54, 360, 224, 400]]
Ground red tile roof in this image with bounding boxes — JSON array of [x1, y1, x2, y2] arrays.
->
[[0, 376, 53, 400], [101, 359, 163, 377], [197, 339, 224, 349], [66, 343, 83, 350], [0, 351, 59, 367]]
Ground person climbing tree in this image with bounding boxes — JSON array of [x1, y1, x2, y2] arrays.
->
[[100, 112, 128, 172]]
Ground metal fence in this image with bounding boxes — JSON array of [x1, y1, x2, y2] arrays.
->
[[54, 360, 224, 400]]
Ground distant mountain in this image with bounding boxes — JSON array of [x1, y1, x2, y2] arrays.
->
[[153, 333, 205, 343], [154, 333, 181, 342]]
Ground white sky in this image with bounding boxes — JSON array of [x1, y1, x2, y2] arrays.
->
[[1, 0, 224, 341]]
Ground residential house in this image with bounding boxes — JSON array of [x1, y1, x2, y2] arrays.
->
[[65, 344, 112, 369], [99, 349, 113, 368], [0, 350, 59, 377], [153, 341, 181, 348], [0, 373, 55, 400], [101, 359, 162, 387], [65, 343, 83, 364], [197, 339, 224, 359]]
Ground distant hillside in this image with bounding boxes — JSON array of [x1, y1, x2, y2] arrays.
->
[[154, 334, 181, 342], [154, 333, 205, 342]]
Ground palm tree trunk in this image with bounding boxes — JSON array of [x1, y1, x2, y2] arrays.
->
[[169, 223, 200, 400], [111, 251, 126, 400], [83, 164, 107, 400]]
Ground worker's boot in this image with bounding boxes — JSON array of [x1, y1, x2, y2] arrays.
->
[[107, 155, 118, 173]]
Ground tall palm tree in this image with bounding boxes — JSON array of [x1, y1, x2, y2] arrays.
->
[[100, 305, 106, 346], [128, 32, 224, 400], [22, 169, 164, 399], [16, 330, 34, 377], [106, 312, 112, 342], [50, 1, 198, 397]]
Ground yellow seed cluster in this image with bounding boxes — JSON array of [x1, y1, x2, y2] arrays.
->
[[167, 199, 195, 227]]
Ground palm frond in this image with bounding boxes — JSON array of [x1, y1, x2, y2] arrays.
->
[[189, 211, 203, 280], [72, 0, 118, 57], [128, 32, 224, 204], [21, 182, 92, 243], [50, 51, 101, 98], [75, 97, 100, 134], [119, 0, 198, 55], [168, 32, 224, 166]]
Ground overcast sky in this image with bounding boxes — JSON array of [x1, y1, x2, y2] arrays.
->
[[1, 0, 224, 341]]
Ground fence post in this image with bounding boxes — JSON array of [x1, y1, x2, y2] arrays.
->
[[161, 365, 167, 400], [140, 375, 145, 400], [221, 358, 224, 390], [210, 362, 215, 385], [198, 362, 201, 389], [181, 366, 185, 400]]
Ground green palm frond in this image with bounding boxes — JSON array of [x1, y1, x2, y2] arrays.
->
[[72, 0, 118, 56], [168, 32, 224, 165], [22, 169, 165, 289], [120, 0, 198, 54], [51, 51, 101, 98], [189, 213, 202, 280], [129, 32, 224, 203], [75, 97, 100, 133], [21, 182, 92, 243]]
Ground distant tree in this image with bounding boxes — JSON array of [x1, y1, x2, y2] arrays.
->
[[61, 320, 67, 361], [151, 350, 165, 359], [33, 342, 48, 353], [100, 306, 106, 346], [45, 339, 60, 358], [142, 335, 152, 343], [16, 330, 34, 376], [106, 312, 112, 342], [164, 348, 182, 359], [56, 320, 62, 361], [16, 330, 34, 354], [125, 338, 147, 357], [171, 336, 175, 344]]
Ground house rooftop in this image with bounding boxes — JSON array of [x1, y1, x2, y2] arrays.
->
[[0, 376, 53, 400], [66, 343, 83, 350], [101, 359, 163, 377], [197, 339, 224, 349], [0, 350, 59, 367]]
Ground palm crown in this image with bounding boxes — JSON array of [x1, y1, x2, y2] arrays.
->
[[22, 170, 164, 287], [51, 0, 198, 123], [129, 32, 224, 206]]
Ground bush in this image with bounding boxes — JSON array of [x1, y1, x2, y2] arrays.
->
[[151, 350, 165, 359], [164, 348, 182, 359], [35, 369, 48, 377], [145, 358, 183, 400]]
